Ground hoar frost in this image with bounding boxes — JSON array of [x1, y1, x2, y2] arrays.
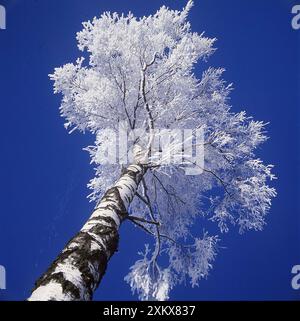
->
[[48, 0, 276, 300]]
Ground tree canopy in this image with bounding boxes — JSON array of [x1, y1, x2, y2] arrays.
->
[[50, 1, 276, 300]]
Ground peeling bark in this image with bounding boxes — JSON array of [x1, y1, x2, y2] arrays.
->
[[28, 164, 145, 301]]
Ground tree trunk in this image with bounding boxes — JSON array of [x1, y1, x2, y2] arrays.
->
[[28, 164, 145, 301]]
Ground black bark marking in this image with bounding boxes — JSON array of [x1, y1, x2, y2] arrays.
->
[[50, 272, 81, 300], [32, 229, 118, 300], [30, 165, 145, 301]]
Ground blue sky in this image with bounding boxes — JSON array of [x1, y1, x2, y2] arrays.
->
[[0, 0, 299, 300]]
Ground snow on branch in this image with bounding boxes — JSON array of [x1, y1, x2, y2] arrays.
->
[[50, 0, 276, 300], [125, 233, 218, 301]]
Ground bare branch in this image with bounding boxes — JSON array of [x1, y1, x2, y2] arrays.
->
[[126, 215, 160, 226], [141, 178, 161, 263]]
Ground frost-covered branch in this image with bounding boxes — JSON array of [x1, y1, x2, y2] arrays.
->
[[44, 0, 276, 301]]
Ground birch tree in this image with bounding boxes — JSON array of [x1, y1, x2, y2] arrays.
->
[[29, 1, 276, 301]]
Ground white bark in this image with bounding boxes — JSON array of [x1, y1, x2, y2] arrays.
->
[[28, 164, 145, 301]]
